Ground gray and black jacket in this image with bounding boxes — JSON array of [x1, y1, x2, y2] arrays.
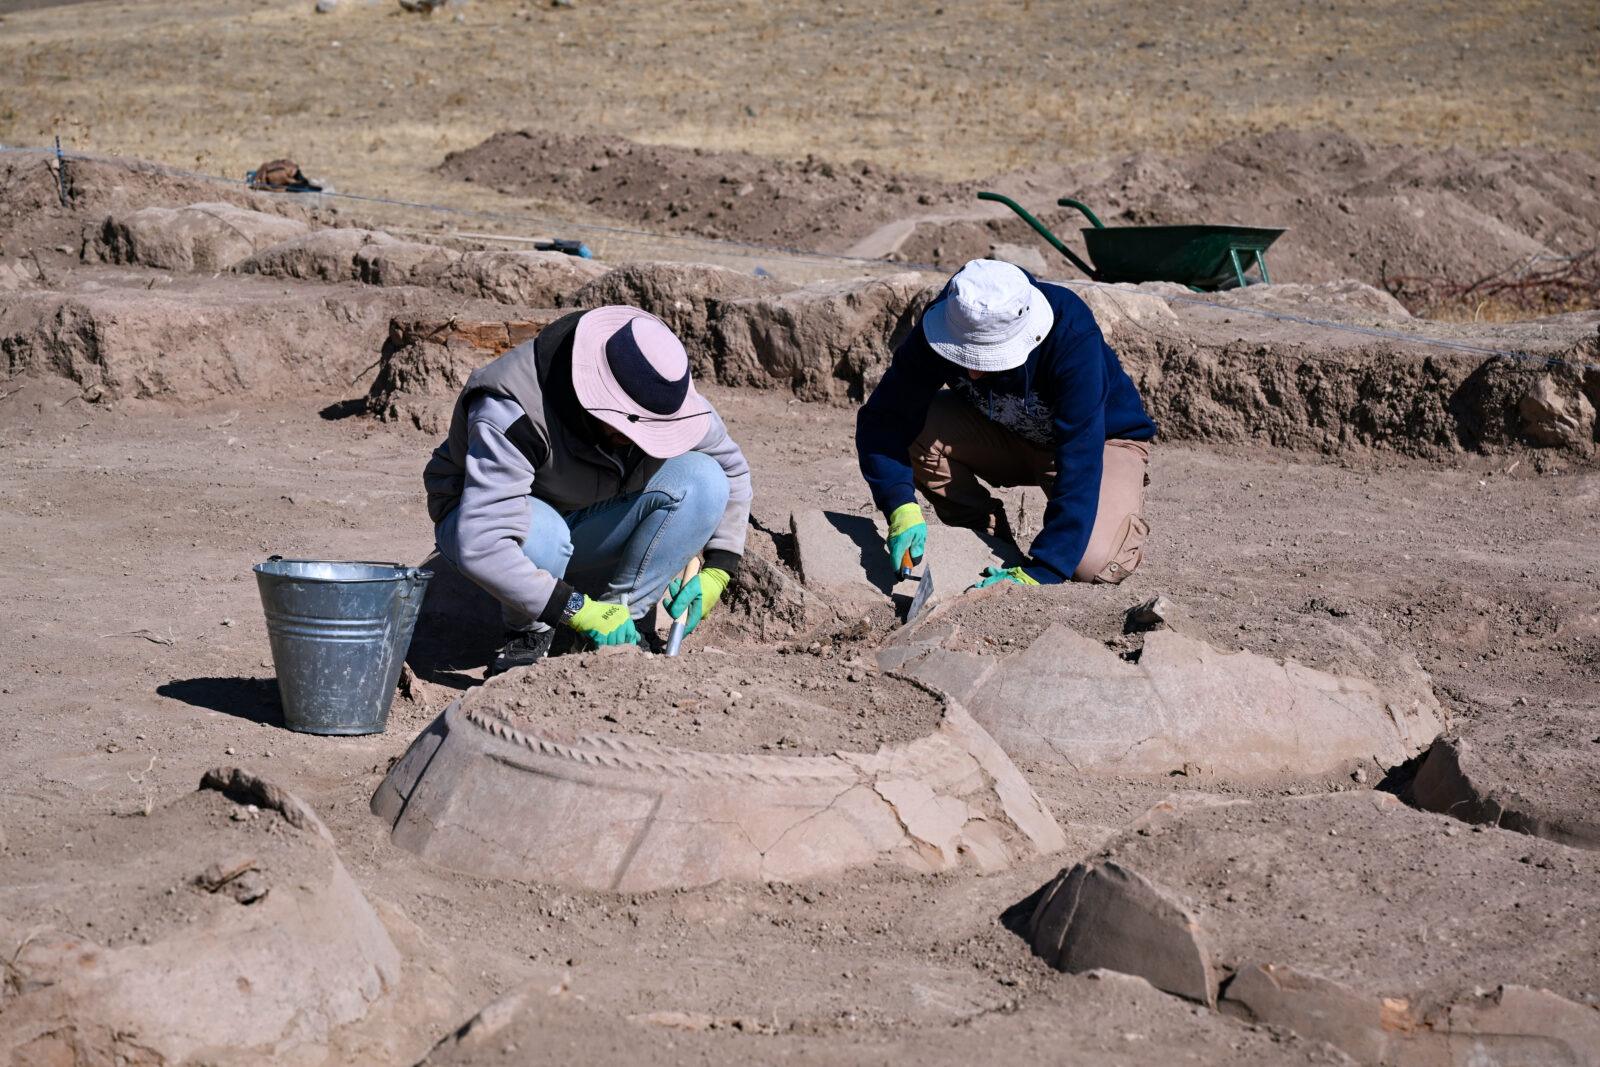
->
[[423, 311, 752, 623]]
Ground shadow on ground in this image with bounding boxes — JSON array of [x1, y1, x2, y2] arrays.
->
[[407, 552, 503, 682], [158, 676, 282, 726]]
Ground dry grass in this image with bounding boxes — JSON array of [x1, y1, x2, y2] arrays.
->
[[2, 0, 1596, 228]]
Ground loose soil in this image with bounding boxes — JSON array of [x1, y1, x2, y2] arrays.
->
[[3, 0, 1598, 295], [4, 368, 1598, 1063], [2, 1, 1599, 1063], [1087, 792, 1600, 1004], [439, 128, 1600, 305], [0, 788, 335, 953], [463, 642, 946, 757]]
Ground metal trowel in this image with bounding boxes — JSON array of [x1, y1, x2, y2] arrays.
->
[[664, 557, 701, 656], [901, 562, 934, 627]]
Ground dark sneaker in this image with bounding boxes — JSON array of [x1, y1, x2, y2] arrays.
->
[[487, 628, 554, 677]]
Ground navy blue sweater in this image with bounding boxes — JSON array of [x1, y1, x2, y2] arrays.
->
[[855, 277, 1157, 583]]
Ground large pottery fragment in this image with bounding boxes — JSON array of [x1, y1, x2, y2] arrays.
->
[[1413, 733, 1600, 850], [0, 769, 403, 1065], [789, 507, 1020, 621], [1025, 791, 1600, 1065], [372, 688, 1065, 891], [893, 619, 1444, 779]]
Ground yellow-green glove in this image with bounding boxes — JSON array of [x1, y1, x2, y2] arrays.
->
[[566, 595, 640, 647], [886, 502, 927, 576], [973, 565, 1040, 589], [665, 566, 730, 635]]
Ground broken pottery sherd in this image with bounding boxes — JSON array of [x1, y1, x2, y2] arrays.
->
[[0, 773, 401, 1065], [371, 692, 1065, 892], [790, 507, 1020, 621], [895, 621, 1444, 780], [1222, 963, 1600, 1066], [1023, 791, 1600, 1066], [1029, 859, 1218, 1007], [1412, 734, 1600, 851]]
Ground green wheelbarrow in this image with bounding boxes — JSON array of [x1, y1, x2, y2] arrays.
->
[[978, 192, 1286, 291]]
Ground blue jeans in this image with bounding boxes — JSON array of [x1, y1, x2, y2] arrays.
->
[[438, 451, 729, 630]]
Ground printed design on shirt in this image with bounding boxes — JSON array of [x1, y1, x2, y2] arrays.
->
[[951, 378, 1054, 448]]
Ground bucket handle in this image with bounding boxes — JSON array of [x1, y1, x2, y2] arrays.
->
[[399, 568, 434, 598]]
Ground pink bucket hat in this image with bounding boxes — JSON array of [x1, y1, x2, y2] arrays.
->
[[921, 259, 1054, 372], [571, 306, 711, 458]]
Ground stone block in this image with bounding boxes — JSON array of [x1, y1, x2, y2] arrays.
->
[[1519, 374, 1596, 451], [371, 695, 1063, 891]]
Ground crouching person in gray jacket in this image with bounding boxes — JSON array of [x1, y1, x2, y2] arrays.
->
[[423, 306, 752, 675]]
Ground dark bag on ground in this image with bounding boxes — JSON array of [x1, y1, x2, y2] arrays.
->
[[247, 159, 323, 192]]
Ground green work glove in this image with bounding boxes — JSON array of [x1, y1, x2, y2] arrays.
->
[[973, 565, 1041, 589], [566, 595, 640, 647], [665, 566, 730, 635], [886, 502, 927, 576]]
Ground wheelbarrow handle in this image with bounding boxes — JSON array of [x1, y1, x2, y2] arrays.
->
[[1056, 198, 1107, 229], [976, 191, 1099, 281]]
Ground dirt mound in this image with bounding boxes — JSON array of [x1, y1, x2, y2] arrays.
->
[[911, 132, 1600, 303], [439, 129, 971, 254], [441, 130, 1600, 308]]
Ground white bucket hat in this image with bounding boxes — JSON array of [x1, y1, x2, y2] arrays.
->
[[921, 259, 1054, 372], [571, 306, 711, 458]]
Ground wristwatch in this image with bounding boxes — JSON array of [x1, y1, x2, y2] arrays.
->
[[558, 589, 586, 625]]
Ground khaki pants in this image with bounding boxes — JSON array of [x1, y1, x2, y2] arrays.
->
[[909, 391, 1151, 583]]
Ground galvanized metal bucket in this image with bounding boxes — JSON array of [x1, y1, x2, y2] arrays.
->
[[253, 557, 433, 735]]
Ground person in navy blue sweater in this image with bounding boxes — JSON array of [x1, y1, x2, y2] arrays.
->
[[856, 259, 1157, 589]]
